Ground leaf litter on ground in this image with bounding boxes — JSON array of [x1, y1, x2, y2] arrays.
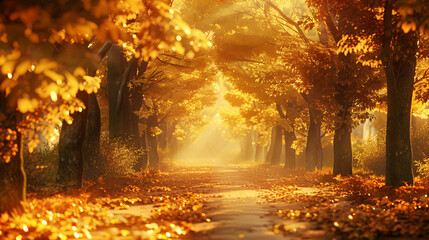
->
[[0, 167, 215, 240], [242, 165, 429, 240]]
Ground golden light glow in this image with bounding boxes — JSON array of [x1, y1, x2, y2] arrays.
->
[[50, 91, 58, 102]]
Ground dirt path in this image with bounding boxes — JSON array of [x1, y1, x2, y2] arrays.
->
[[188, 165, 326, 240], [91, 164, 324, 240], [188, 165, 285, 240]]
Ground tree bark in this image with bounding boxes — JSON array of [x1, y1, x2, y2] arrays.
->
[[333, 122, 352, 175], [284, 130, 296, 168], [382, 0, 417, 186], [158, 123, 168, 151], [147, 114, 159, 168], [254, 133, 264, 162], [85, 93, 101, 179], [0, 132, 25, 214], [333, 54, 353, 176], [134, 127, 148, 171], [85, 41, 112, 179], [116, 58, 138, 138], [240, 133, 254, 161], [107, 45, 126, 139], [323, 7, 354, 176], [265, 127, 276, 163], [305, 109, 323, 171], [57, 91, 88, 188], [269, 125, 283, 165], [0, 91, 26, 213], [129, 61, 148, 147], [276, 102, 297, 168]]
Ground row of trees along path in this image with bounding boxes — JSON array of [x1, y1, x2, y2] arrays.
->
[[1, 0, 429, 222]]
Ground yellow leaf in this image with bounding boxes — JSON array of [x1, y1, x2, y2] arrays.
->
[[44, 70, 64, 82], [34, 59, 58, 74], [120, 230, 130, 237], [17, 96, 38, 113], [14, 60, 31, 77]]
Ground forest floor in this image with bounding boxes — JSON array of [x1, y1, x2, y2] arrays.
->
[[2, 162, 429, 240]]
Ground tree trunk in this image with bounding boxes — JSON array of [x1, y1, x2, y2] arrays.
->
[[134, 128, 148, 171], [0, 132, 25, 214], [305, 109, 323, 171], [385, 63, 415, 186], [265, 127, 276, 163], [165, 122, 178, 161], [57, 91, 88, 188], [0, 92, 26, 214], [254, 133, 264, 162], [158, 123, 168, 151], [333, 122, 352, 175], [107, 45, 126, 139], [269, 125, 283, 165], [147, 114, 159, 168], [129, 62, 147, 147], [323, 8, 354, 176], [85, 93, 101, 179], [284, 130, 296, 168], [116, 58, 137, 138], [333, 53, 353, 176], [240, 133, 254, 161], [85, 41, 112, 179], [382, 0, 417, 186]]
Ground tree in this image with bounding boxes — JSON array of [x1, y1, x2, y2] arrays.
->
[[382, 0, 417, 186]]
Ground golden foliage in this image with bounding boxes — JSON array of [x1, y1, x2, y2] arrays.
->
[[0, 0, 209, 160]]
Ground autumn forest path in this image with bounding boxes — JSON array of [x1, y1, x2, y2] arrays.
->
[[90, 163, 326, 240], [190, 165, 288, 240]]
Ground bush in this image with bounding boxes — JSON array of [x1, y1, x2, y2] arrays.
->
[[411, 123, 429, 173], [353, 123, 429, 176], [416, 158, 429, 180], [353, 128, 386, 175], [97, 133, 144, 177], [24, 143, 59, 190]]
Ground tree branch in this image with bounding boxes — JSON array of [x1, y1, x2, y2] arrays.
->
[[156, 57, 194, 69], [321, 0, 341, 42], [264, 0, 310, 43], [276, 102, 286, 119]]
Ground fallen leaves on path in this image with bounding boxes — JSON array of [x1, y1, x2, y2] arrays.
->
[[244, 165, 429, 240], [0, 168, 215, 240]]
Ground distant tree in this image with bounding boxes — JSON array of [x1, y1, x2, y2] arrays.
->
[[135, 52, 216, 167]]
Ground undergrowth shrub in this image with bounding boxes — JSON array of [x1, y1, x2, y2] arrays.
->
[[97, 133, 144, 177], [353, 128, 386, 175], [24, 144, 58, 189], [415, 158, 429, 180], [353, 123, 429, 177], [411, 123, 429, 176]]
